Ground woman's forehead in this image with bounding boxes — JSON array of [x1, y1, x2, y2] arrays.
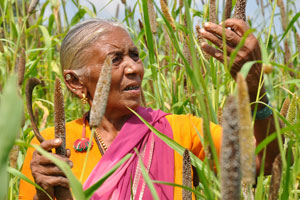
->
[[95, 29, 135, 51], [99, 27, 132, 43], [83, 30, 136, 64]]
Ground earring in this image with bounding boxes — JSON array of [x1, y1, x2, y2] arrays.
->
[[81, 93, 88, 104], [66, 74, 71, 81], [73, 112, 93, 152]]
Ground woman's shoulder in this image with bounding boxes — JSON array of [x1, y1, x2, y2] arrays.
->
[[166, 113, 202, 124], [165, 113, 221, 132]]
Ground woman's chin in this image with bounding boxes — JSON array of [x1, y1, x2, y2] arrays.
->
[[109, 100, 141, 115], [125, 101, 141, 111]]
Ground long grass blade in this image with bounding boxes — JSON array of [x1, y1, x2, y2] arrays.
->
[[84, 154, 132, 199], [278, 12, 300, 42], [128, 107, 218, 199], [134, 149, 159, 200], [0, 76, 23, 200], [7, 167, 53, 200], [153, 180, 203, 198], [30, 143, 85, 200]]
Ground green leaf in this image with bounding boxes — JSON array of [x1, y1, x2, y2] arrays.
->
[[37, 147, 84, 199], [134, 149, 159, 200], [240, 61, 257, 78], [153, 180, 204, 197], [281, 144, 293, 200], [84, 153, 132, 199], [141, 0, 155, 65], [39, 25, 51, 50], [86, 0, 97, 15], [48, 14, 55, 34], [39, 25, 52, 68], [273, 79, 300, 88], [259, 39, 269, 65], [0, 76, 23, 199], [70, 8, 86, 26], [82, 5, 96, 18], [16, 141, 86, 200], [128, 107, 219, 199], [279, 12, 300, 43], [7, 167, 53, 200], [255, 133, 277, 155]]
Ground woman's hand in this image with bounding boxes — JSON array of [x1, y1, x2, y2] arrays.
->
[[200, 18, 280, 174], [199, 18, 267, 107], [30, 138, 73, 200]]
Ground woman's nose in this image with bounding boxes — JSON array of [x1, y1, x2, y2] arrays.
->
[[124, 57, 143, 76]]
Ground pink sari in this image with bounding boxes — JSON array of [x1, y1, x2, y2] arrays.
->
[[83, 107, 174, 199]]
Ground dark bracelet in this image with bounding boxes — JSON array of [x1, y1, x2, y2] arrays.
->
[[252, 102, 273, 120]]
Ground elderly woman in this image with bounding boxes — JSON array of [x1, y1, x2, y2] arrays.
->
[[19, 18, 279, 199]]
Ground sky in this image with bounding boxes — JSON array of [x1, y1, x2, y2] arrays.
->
[[59, 0, 300, 34]]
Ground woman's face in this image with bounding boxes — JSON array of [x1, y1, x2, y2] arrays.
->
[[81, 26, 144, 117]]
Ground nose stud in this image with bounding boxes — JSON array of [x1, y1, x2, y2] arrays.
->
[[126, 68, 133, 73]]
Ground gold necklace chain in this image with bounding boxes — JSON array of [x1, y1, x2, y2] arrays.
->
[[95, 129, 108, 152]]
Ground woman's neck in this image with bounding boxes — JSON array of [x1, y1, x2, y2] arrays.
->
[[103, 114, 131, 131], [96, 113, 132, 148]]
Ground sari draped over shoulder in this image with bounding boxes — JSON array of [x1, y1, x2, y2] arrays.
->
[[83, 107, 174, 200]]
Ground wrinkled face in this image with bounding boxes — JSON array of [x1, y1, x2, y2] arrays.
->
[[81, 26, 144, 117]]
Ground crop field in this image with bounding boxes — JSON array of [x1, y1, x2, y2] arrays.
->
[[0, 0, 300, 199]]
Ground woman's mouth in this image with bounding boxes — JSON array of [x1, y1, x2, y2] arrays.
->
[[124, 85, 140, 91]]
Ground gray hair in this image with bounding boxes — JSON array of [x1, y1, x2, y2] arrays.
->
[[60, 19, 127, 75]]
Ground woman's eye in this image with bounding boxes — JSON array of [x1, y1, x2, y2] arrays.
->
[[112, 56, 122, 64], [130, 52, 140, 61]]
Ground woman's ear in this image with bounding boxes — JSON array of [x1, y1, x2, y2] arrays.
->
[[63, 70, 87, 99]]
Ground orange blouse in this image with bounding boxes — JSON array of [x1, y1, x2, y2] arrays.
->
[[19, 114, 222, 199]]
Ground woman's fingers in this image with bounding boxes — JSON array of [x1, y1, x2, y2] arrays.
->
[[32, 151, 73, 167], [223, 18, 249, 36], [32, 164, 67, 177], [34, 173, 70, 189], [40, 138, 62, 151], [66, 149, 71, 158], [202, 22, 241, 46], [201, 42, 227, 62], [200, 27, 235, 53]]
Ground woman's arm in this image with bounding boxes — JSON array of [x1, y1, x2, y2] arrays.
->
[[199, 18, 280, 174]]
